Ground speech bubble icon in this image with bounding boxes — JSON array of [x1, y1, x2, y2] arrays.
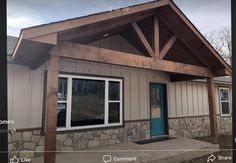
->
[[103, 155, 112, 163]]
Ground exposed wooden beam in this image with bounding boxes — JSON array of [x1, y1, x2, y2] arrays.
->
[[30, 33, 57, 45], [159, 17, 211, 68], [29, 33, 57, 69], [207, 77, 218, 144], [168, 1, 231, 74], [131, 22, 155, 57], [50, 42, 213, 77], [58, 11, 155, 42], [170, 75, 205, 82], [213, 68, 231, 77], [153, 15, 160, 58], [44, 55, 59, 163], [160, 35, 177, 59]]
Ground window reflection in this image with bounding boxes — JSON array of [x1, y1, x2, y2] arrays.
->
[[57, 103, 66, 127], [150, 88, 161, 118], [109, 103, 120, 123], [220, 89, 229, 101], [109, 81, 120, 101], [58, 78, 67, 101], [71, 79, 105, 126], [221, 102, 230, 114]]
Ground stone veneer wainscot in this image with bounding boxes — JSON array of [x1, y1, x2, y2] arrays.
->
[[168, 115, 232, 138], [8, 121, 150, 159], [8, 116, 232, 159]]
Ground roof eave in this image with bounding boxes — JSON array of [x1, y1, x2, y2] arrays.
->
[[20, 0, 170, 39], [12, 32, 23, 59], [168, 0, 232, 75]]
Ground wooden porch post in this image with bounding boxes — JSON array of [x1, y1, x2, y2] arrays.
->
[[207, 77, 218, 144], [44, 55, 59, 163]]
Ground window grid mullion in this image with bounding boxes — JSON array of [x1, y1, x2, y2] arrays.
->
[[105, 80, 109, 125], [66, 77, 72, 129], [108, 101, 121, 103], [220, 100, 230, 102], [58, 101, 68, 103], [120, 80, 123, 124]]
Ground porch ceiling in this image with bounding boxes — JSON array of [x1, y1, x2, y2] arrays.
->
[[12, 39, 52, 68]]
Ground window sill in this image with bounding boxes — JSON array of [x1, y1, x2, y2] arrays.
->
[[220, 114, 231, 117], [56, 124, 124, 134]]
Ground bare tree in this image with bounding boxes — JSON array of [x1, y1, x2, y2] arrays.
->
[[204, 27, 231, 65]]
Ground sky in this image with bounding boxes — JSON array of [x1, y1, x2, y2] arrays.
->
[[7, 0, 231, 37]]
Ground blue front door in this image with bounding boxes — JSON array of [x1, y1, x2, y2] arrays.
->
[[150, 83, 166, 137]]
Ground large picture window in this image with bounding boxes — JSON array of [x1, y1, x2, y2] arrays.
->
[[219, 87, 231, 116], [57, 74, 122, 130]]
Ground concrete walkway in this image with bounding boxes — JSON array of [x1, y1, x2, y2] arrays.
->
[[31, 137, 219, 163]]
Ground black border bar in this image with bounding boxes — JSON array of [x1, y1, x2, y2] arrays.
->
[[232, 0, 236, 161], [0, 0, 8, 162]]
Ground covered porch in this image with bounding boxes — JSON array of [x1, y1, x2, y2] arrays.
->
[[12, 0, 231, 162], [31, 137, 219, 163]]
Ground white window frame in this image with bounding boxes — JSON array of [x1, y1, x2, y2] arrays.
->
[[57, 74, 123, 131], [218, 87, 231, 116], [57, 77, 70, 128]]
